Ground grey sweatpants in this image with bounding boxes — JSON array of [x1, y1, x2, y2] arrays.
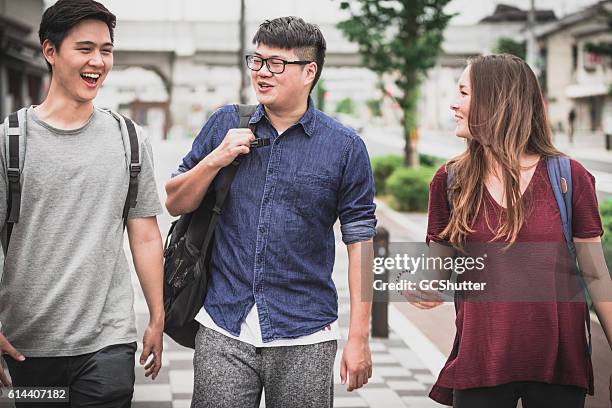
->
[[191, 325, 337, 408]]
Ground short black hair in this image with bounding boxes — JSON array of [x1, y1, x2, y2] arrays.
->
[[252, 16, 326, 92], [39, 0, 116, 72]]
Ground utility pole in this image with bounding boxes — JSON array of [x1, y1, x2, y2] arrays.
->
[[239, 0, 248, 104], [526, 0, 540, 76]]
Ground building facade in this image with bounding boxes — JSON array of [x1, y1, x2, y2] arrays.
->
[[419, 4, 557, 132], [537, 0, 612, 141], [0, 0, 48, 119]]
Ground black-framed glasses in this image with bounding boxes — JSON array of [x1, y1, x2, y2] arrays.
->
[[245, 55, 313, 74]]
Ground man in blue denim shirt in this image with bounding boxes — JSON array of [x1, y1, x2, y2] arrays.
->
[[166, 17, 376, 408]]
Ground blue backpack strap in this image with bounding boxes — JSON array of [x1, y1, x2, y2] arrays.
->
[[546, 156, 574, 254], [545, 155, 592, 355]]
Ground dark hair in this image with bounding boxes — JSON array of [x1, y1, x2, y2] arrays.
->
[[39, 0, 116, 72], [252, 16, 326, 92]]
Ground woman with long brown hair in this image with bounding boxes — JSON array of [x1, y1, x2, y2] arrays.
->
[[419, 54, 612, 407]]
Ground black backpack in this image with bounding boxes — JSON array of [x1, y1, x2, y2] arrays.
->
[[163, 104, 261, 349], [2, 108, 140, 254]]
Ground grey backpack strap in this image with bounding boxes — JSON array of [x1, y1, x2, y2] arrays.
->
[[236, 104, 258, 129], [199, 104, 260, 252], [6, 112, 21, 224], [218, 104, 258, 183], [100, 108, 141, 229], [3, 108, 27, 252], [230, 104, 268, 165], [120, 115, 140, 228]]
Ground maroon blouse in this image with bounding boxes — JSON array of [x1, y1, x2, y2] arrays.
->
[[426, 157, 603, 406]]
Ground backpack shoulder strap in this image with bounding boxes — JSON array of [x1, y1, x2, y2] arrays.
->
[[100, 109, 141, 228], [545, 155, 592, 355], [235, 104, 258, 129], [3, 107, 28, 252], [546, 155, 573, 252], [214, 104, 258, 204], [119, 114, 140, 227], [198, 104, 258, 254], [222, 104, 260, 174]]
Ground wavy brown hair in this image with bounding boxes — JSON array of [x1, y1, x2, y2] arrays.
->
[[440, 54, 562, 245]]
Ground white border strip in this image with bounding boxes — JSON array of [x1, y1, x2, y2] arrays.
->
[[388, 304, 446, 376]]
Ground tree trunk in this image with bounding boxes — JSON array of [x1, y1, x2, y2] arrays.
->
[[400, 80, 420, 167], [403, 125, 419, 167], [402, 104, 419, 167]]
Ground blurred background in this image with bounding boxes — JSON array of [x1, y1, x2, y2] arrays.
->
[[1, 0, 609, 143], [0, 1, 610, 407]]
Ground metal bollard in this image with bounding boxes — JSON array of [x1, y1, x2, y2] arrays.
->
[[372, 226, 389, 338]]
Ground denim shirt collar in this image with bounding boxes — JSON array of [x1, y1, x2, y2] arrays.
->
[[249, 96, 317, 137]]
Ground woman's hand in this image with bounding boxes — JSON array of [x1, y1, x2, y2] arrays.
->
[[406, 288, 444, 309]]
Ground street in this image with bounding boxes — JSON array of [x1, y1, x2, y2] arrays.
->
[[361, 125, 612, 201]]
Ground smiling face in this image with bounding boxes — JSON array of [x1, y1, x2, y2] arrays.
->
[[250, 43, 316, 112], [450, 65, 472, 139], [43, 19, 113, 103]]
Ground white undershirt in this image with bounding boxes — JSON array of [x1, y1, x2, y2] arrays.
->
[[195, 305, 340, 347]]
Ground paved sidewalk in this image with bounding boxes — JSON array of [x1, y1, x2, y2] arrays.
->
[[130, 236, 440, 408], [127, 139, 442, 407], [131, 137, 611, 407], [373, 200, 612, 408]]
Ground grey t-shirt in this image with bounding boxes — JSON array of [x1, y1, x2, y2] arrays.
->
[[0, 107, 163, 357]]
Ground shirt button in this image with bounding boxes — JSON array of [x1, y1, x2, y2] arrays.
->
[[259, 226, 266, 234]]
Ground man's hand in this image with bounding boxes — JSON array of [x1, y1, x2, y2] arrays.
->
[[340, 337, 372, 391], [208, 129, 256, 169], [140, 322, 163, 380], [0, 333, 24, 386]]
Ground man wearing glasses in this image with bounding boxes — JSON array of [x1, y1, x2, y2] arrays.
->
[[165, 16, 376, 408]]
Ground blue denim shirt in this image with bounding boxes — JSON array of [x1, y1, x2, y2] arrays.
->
[[174, 98, 377, 341]]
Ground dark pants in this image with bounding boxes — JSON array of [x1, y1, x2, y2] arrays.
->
[[453, 381, 586, 408], [4, 342, 136, 408]]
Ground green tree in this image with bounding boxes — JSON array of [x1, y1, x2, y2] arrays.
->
[[337, 0, 454, 166], [366, 98, 382, 117], [494, 37, 526, 60], [335, 97, 356, 115]]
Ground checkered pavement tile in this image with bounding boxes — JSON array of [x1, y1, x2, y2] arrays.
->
[[131, 241, 438, 407]]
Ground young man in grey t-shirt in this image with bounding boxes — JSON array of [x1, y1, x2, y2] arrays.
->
[[0, 1, 165, 405]]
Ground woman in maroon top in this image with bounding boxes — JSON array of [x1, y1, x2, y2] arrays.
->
[[416, 54, 612, 407]]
